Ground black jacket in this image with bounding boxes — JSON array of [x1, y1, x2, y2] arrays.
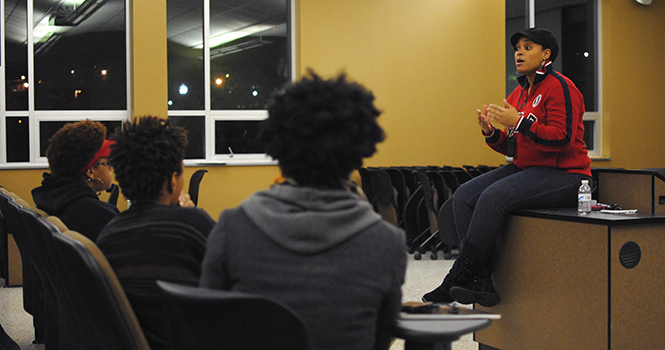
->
[[32, 173, 119, 241]]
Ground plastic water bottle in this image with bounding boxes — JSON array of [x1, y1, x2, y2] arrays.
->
[[578, 180, 591, 215]]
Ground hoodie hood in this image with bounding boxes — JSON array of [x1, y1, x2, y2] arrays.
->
[[240, 184, 383, 254], [32, 172, 99, 215]]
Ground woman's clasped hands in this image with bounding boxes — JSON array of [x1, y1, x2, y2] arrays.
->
[[477, 99, 521, 134]]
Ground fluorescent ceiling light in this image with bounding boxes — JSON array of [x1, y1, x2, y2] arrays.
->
[[64, 0, 87, 5], [33, 16, 68, 43], [194, 24, 274, 49]]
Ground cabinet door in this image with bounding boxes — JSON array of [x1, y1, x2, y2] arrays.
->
[[611, 224, 665, 349]]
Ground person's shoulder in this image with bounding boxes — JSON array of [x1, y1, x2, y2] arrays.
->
[[71, 194, 119, 216], [178, 205, 214, 218], [165, 205, 216, 229]]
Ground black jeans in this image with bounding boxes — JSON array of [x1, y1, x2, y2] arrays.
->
[[453, 163, 591, 262]]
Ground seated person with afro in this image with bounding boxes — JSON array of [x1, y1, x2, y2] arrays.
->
[[200, 70, 407, 350], [96, 116, 215, 350], [32, 120, 119, 241]]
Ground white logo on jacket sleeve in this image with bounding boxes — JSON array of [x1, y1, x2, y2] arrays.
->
[[532, 94, 542, 108]]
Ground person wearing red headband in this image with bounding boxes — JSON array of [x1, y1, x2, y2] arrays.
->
[[32, 120, 120, 241]]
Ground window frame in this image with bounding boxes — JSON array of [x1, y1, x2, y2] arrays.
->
[[0, 0, 131, 169], [170, 0, 295, 167]]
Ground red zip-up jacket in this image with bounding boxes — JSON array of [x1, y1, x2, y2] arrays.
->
[[485, 61, 591, 176]]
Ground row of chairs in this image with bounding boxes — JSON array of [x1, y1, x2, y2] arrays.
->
[[0, 188, 151, 349], [358, 165, 497, 260], [0, 169, 208, 289], [0, 187, 312, 350]]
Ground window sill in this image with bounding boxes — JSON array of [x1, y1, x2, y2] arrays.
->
[[184, 158, 277, 167]]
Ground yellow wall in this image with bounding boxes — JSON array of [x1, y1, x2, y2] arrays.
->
[[600, 0, 665, 168], [299, 0, 506, 168], [2, 0, 665, 219]]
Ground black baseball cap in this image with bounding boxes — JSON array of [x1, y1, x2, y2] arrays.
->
[[510, 28, 559, 62]]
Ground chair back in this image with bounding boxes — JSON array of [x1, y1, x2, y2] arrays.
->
[[439, 169, 460, 194], [107, 184, 120, 206], [356, 167, 374, 205], [0, 192, 36, 311], [368, 168, 399, 226], [437, 196, 459, 248], [414, 170, 439, 234], [50, 229, 150, 350], [156, 280, 311, 350], [402, 186, 423, 249], [19, 208, 65, 348], [188, 169, 208, 207]]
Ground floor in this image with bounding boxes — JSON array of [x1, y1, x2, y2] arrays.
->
[[0, 282, 42, 350], [1, 253, 478, 350]]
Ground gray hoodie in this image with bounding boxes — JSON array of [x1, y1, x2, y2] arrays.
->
[[241, 184, 384, 254], [201, 183, 407, 350]]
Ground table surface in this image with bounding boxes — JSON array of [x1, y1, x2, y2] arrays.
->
[[514, 207, 665, 225], [393, 318, 492, 343]]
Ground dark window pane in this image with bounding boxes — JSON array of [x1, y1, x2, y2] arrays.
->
[[169, 115, 205, 159], [167, 0, 204, 111], [215, 120, 264, 155], [583, 120, 595, 151], [6, 117, 30, 162], [5, 0, 29, 111], [210, 0, 290, 110], [39, 120, 122, 157], [560, 3, 597, 111], [33, 0, 126, 110]]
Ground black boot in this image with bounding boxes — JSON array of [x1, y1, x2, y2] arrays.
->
[[448, 258, 500, 307], [422, 257, 463, 303]]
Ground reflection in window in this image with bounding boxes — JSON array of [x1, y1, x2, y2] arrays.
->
[[169, 115, 206, 159], [167, 0, 292, 161], [167, 0, 204, 110], [209, 1, 290, 110], [5, 0, 29, 111], [215, 120, 265, 155], [39, 120, 122, 157], [6, 117, 30, 162], [33, 0, 127, 110], [583, 120, 595, 151]]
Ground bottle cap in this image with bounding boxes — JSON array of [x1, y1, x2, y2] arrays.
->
[[582, 180, 589, 184]]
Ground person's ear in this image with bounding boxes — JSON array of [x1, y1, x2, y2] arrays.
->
[[543, 48, 551, 61], [85, 167, 95, 181], [167, 172, 178, 194]]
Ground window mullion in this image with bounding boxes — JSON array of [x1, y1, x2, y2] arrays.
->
[[27, 0, 37, 163], [204, 0, 214, 161], [125, 0, 132, 121], [528, 0, 535, 27], [0, 0, 6, 163]]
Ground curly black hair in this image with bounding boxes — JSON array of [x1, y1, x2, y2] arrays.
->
[[46, 120, 106, 178], [109, 116, 187, 202], [260, 70, 385, 188]]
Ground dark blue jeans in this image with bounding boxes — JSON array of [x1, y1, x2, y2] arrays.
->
[[453, 163, 591, 262]]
